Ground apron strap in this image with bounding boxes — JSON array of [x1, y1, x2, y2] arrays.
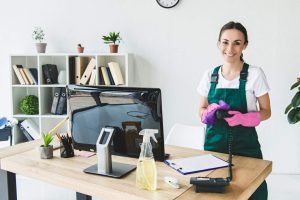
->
[[239, 63, 249, 112], [210, 66, 221, 90]]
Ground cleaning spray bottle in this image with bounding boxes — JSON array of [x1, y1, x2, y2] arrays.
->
[[136, 129, 158, 191]]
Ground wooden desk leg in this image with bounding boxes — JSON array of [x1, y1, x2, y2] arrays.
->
[[76, 192, 91, 200], [0, 169, 17, 200]]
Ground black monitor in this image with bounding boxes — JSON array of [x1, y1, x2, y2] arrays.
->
[[66, 85, 166, 161]]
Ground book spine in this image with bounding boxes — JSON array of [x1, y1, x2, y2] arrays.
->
[[12, 65, 26, 85], [51, 87, 61, 114], [56, 87, 67, 115]]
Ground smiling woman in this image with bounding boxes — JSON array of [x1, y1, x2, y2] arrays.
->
[[197, 21, 271, 200]]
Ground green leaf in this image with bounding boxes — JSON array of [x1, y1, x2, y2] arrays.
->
[[42, 132, 54, 147], [287, 107, 300, 124], [291, 91, 300, 107], [285, 103, 293, 114], [291, 81, 300, 90]]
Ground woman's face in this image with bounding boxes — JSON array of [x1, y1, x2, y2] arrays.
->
[[218, 29, 247, 63]]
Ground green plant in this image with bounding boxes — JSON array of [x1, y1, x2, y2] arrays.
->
[[102, 32, 122, 44], [285, 77, 300, 124], [32, 26, 45, 43], [19, 95, 39, 115], [42, 132, 54, 147]]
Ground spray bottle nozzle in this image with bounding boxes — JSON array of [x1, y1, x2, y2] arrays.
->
[[139, 129, 158, 143]]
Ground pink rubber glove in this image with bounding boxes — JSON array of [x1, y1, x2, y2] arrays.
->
[[201, 100, 230, 125], [224, 111, 261, 127]]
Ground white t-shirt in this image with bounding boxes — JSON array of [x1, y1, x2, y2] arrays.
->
[[197, 65, 270, 112]]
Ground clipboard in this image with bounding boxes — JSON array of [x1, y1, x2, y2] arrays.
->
[[164, 154, 229, 175]]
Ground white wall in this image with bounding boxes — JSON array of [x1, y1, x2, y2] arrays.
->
[[1, 0, 300, 174]]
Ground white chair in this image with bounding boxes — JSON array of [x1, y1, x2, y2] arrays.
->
[[165, 123, 205, 150]]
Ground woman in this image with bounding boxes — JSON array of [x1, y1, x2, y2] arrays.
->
[[197, 21, 271, 200]]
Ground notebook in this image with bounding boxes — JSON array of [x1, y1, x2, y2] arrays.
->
[[164, 154, 229, 175]]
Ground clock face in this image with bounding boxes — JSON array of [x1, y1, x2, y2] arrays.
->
[[156, 0, 180, 9]]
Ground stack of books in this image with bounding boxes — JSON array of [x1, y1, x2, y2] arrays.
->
[[99, 62, 125, 86], [12, 65, 38, 85]]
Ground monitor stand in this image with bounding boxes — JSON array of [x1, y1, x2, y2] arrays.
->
[[83, 127, 136, 178], [84, 162, 136, 178]]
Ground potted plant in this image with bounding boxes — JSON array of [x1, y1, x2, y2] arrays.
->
[[39, 132, 54, 159], [77, 44, 84, 53], [102, 32, 122, 53], [32, 26, 47, 53], [285, 77, 300, 124]]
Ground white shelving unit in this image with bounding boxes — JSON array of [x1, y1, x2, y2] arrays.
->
[[10, 53, 132, 144]]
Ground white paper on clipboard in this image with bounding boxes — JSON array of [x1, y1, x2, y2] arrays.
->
[[164, 154, 229, 175]]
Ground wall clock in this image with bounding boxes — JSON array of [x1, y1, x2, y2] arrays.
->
[[156, 0, 180, 9]]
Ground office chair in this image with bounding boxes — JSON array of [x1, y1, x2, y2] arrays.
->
[[165, 123, 205, 150]]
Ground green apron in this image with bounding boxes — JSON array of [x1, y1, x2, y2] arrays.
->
[[204, 63, 268, 200]]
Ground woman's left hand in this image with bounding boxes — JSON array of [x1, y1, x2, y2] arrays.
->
[[224, 111, 261, 127]]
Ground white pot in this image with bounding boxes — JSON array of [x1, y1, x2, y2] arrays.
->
[[35, 43, 47, 53]]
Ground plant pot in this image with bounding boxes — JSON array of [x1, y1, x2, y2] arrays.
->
[[35, 43, 47, 53], [39, 145, 53, 159], [109, 44, 119, 53], [77, 47, 84, 53]]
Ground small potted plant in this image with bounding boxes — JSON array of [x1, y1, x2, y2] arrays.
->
[[32, 26, 47, 53], [285, 77, 300, 124], [77, 44, 84, 53], [102, 32, 122, 53], [39, 132, 54, 159]]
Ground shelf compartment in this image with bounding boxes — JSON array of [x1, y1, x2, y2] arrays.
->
[[12, 87, 39, 115], [11, 56, 38, 85], [39, 55, 67, 85]]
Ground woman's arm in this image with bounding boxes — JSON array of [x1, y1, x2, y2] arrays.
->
[[198, 96, 209, 118], [257, 93, 271, 121]]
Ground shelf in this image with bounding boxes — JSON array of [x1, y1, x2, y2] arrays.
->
[[10, 53, 131, 144]]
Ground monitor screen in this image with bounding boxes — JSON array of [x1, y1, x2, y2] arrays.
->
[[66, 85, 166, 161]]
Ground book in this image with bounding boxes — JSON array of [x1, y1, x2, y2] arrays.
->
[[23, 68, 34, 85], [28, 68, 38, 84], [75, 57, 90, 84], [100, 66, 111, 85], [19, 123, 34, 141], [12, 65, 25, 85], [51, 87, 61, 114], [79, 58, 96, 85], [164, 154, 229, 175], [42, 64, 58, 84], [108, 62, 125, 85], [106, 67, 115, 85], [56, 87, 67, 115], [20, 119, 40, 140], [68, 57, 76, 84], [88, 67, 97, 85], [24, 68, 37, 85], [19, 68, 30, 85], [98, 67, 105, 85]]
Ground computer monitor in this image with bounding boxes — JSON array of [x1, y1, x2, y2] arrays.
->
[[66, 85, 166, 161]]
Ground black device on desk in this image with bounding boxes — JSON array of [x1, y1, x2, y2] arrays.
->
[[190, 110, 233, 193], [66, 85, 168, 162]]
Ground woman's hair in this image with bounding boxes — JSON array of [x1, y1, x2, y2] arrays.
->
[[218, 21, 248, 61]]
